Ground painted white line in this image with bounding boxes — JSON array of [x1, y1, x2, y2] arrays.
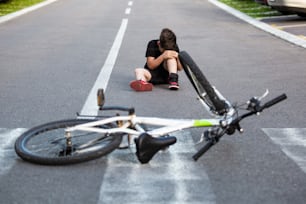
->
[[128, 1, 133, 6], [80, 18, 128, 116], [277, 23, 306, 29], [97, 131, 216, 203], [263, 128, 306, 173], [125, 8, 131, 15], [0, 0, 59, 24], [208, 0, 306, 49], [0, 128, 26, 175]]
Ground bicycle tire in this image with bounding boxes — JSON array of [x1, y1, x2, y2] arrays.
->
[[179, 51, 226, 115], [15, 119, 123, 165]]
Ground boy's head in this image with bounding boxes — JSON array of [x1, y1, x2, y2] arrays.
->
[[159, 28, 177, 50]]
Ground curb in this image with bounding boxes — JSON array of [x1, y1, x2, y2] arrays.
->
[[209, 0, 306, 49], [0, 0, 59, 24]]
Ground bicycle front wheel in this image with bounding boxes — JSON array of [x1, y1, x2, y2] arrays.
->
[[179, 51, 226, 115], [15, 119, 123, 165]]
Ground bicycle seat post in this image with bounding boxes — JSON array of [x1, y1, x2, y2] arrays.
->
[[97, 88, 105, 109]]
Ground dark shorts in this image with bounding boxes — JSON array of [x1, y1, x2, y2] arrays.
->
[[147, 67, 169, 85]]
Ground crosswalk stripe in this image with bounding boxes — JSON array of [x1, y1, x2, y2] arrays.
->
[[0, 128, 26, 175], [97, 131, 216, 204], [262, 128, 306, 173]]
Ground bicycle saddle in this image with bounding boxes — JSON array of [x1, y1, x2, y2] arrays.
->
[[134, 133, 177, 164]]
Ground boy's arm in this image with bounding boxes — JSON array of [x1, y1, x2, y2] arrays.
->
[[146, 51, 178, 70], [146, 55, 165, 70]]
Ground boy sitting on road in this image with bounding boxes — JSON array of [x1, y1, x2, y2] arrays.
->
[[130, 28, 183, 91]]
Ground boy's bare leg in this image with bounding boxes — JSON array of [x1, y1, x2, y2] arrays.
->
[[166, 58, 178, 73], [165, 58, 179, 90], [135, 68, 152, 81], [130, 68, 153, 91]]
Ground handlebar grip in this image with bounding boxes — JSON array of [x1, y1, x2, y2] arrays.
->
[[193, 141, 213, 161], [262, 94, 287, 109]]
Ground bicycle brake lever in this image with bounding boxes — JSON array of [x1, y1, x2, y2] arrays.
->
[[247, 89, 269, 112], [196, 129, 218, 145], [258, 89, 269, 101]]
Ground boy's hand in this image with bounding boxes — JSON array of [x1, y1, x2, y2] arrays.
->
[[163, 50, 178, 60]]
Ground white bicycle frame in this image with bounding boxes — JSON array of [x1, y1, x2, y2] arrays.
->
[[66, 115, 223, 137], [66, 87, 237, 138]]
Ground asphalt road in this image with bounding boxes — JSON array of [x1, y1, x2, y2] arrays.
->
[[0, 0, 306, 203]]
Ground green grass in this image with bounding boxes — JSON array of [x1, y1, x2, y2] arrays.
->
[[0, 0, 43, 16], [219, 0, 282, 18]]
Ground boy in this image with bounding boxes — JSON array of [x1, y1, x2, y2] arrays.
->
[[130, 28, 182, 91]]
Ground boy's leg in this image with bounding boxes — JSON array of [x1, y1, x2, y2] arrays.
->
[[130, 68, 153, 91], [165, 58, 179, 90], [135, 68, 151, 81]]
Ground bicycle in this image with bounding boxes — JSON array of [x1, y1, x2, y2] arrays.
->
[[14, 51, 287, 165]]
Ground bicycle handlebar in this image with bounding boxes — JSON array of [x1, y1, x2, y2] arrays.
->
[[193, 140, 214, 161], [261, 93, 287, 111], [193, 93, 287, 161]]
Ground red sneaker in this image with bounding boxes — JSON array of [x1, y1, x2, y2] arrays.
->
[[130, 80, 153, 91]]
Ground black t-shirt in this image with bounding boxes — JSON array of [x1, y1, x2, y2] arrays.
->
[[144, 40, 179, 70], [144, 39, 179, 84]]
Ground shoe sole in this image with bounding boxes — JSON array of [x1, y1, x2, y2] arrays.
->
[[130, 80, 153, 91], [169, 85, 179, 90]]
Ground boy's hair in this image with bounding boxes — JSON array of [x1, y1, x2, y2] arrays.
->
[[159, 28, 177, 50]]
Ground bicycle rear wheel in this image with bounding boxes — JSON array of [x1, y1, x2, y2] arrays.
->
[[179, 51, 226, 115], [15, 119, 123, 165]]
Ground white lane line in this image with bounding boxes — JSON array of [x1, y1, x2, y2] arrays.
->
[[126, 1, 133, 15], [0, 0, 59, 24], [0, 128, 26, 175], [97, 131, 216, 204], [263, 128, 306, 173], [125, 8, 131, 15], [79, 18, 128, 116]]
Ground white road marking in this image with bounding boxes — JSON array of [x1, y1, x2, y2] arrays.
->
[[125, 8, 131, 15], [277, 23, 306, 29], [126, 1, 133, 15], [263, 128, 306, 173], [79, 18, 128, 116], [0, 128, 26, 175], [97, 131, 216, 204]]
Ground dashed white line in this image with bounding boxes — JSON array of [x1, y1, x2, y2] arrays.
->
[[125, 8, 131, 15]]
